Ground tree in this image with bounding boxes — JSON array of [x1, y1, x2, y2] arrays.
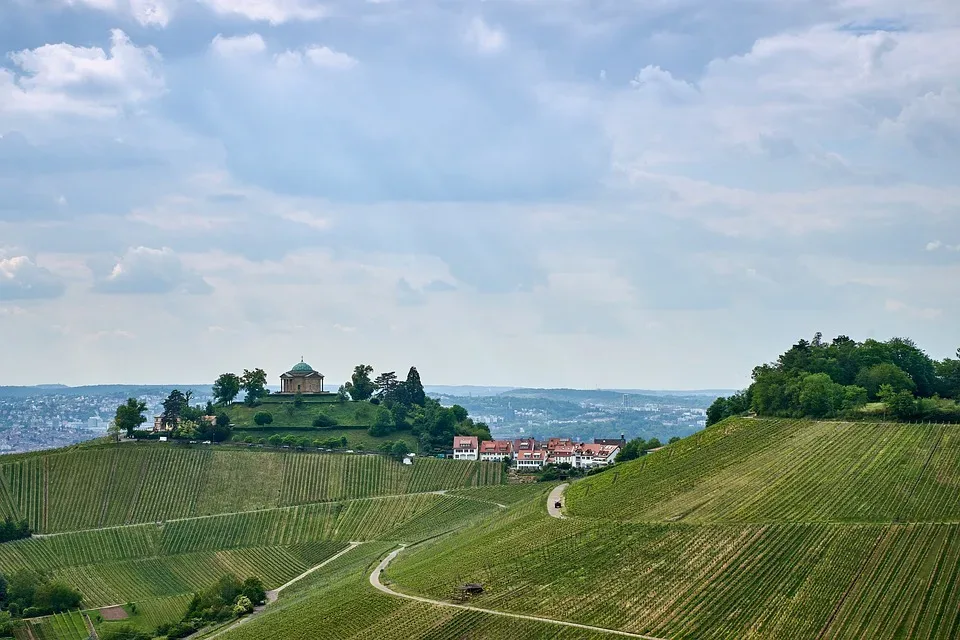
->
[[856, 363, 916, 400], [99, 623, 151, 640], [161, 390, 188, 429], [936, 351, 960, 399], [212, 373, 241, 406], [615, 439, 644, 463], [668, 436, 681, 444], [799, 373, 842, 418], [0, 611, 12, 637], [267, 435, 282, 447], [403, 367, 426, 406], [114, 398, 147, 438], [233, 595, 254, 616], [344, 365, 375, 401], [369, 407, 395, 437], [253, 412, 273, 426], [293, 392, 304, 408], [33, 581, 82, 612], [373, 372, 400, 400], [106, 419, 122, 443], [390, 441, 411, 459], [337, 385, 349, 403], [881, 387, 920, 421], [240, 368, 268, 406]]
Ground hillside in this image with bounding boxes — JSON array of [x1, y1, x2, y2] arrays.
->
[[379, 418, 960, 639], [6, 419, 960, 639]]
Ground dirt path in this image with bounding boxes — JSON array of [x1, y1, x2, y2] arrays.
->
[[265, 541, 363, 603], [370, 546, 667, 640], [548, 483, 569, 519]]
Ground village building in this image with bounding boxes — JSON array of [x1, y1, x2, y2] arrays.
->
[[513, 437, 539, 456], [453, 436, 479, 461], [277, 359, 328, 395], [574, 443, 620, 469], [515, 449, 547, 470], [548, 445, 576, 466], [479, 440, 513, 462]]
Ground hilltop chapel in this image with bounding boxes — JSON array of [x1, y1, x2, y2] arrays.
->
[[278, 359, 328, 395]]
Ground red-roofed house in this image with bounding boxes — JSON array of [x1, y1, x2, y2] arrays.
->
[[574, 443, 620, 469], [515, 450, 547, 470], [512, 438, 539, 457], [548, 445, 576, 466], [479, 440, 513, 462], [453, 436, 479, 461]]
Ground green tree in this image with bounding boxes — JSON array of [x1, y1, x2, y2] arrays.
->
[[233, 595, 254, 615], [241, 368, 268, 406], [403, 367, 426, 406], [99, 623, 151, 640], [668, 436, 681, 444], [936, 349, 960, 399], [161, 390, 188, 429], [0, 611, 13, 637], [390, 441, 411, 459], [267, 435, 282, 447], [106, 419, 122, 443], [337, 385, 349, 403], [855, 363, 916, 400], [33, 581, 82, 612], [344, 365, 375, 401], [373, 371, 400, 400], [615, 439, 644, 463], [212, 373, 241, 406], [841, 385, 869, 413], [799, 373, 842, 418], [369, 407, 395, 437], [240, 577, 266, 605], [253, 412, 273, 426], [293, 392, 304, 408], [113, 398, 147, 438]]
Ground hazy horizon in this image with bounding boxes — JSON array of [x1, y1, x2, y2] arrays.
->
[[1, 0, 957, 389]]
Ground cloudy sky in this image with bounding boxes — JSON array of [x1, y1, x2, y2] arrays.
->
[[1, 0, 958, 389]]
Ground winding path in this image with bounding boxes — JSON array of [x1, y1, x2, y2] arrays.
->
[[547, 483, 569, 519], [370, 546, 666, 640]]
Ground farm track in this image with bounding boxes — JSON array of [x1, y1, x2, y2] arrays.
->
[[371, 546, 668, 640]]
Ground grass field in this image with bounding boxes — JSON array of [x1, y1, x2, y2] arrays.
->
[[0, 447, 504, 533], [225, 401, 380, 428], [228, 428, 418, 450]]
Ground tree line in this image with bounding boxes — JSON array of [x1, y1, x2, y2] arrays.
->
[[708, 334, 960, 425]]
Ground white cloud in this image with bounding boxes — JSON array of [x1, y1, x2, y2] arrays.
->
[[92, 247, 212, 294], [63, 0, 173, 27], [199, 0, 326, 24], [0, 256, 66, 300], [210, 34, 267, 58], [885, 299, 943, 319], [464, 17, 506, 54], [304, 46, 358, 70], [1, 30, 164, 117], [273, 45, 358, 70], [926, 240, 960, 252]]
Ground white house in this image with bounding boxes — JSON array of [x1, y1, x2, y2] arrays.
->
[[515, 450, 547, 470], [453, 436, 479, 461], [479, 440, 513, 462], [573, 443, 620, 469]]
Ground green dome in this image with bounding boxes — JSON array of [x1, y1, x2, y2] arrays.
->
[[291, 361, 315, 373]]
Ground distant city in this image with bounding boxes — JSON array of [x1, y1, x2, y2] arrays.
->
[[0, 384, 724, 454]]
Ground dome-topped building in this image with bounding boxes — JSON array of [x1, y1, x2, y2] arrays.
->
[[279, 358, 328, 394]]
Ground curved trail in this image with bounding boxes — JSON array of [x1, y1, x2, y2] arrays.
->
[[370, 546, 666, 640], [548, 483, 569, 519]]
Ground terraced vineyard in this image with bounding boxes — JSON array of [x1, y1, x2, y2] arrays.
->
[[0, 447, 504, 533], [566, 418, 960, 523]]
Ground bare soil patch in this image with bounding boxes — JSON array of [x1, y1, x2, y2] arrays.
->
[[100, 605, 129, 621]]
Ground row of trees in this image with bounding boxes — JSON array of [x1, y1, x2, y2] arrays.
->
[[0, 570, 82, 620], [112, 390, 234, 443], [708, 335, 960, 425], [212, 369, 268, 407], [0, 517, 30, 544]]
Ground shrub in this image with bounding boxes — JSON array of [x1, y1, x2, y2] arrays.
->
[[233, 595, 254, 616], [312, 413, 339, 428], [267, 435, 282, 447], [253, 412, 273, 426]]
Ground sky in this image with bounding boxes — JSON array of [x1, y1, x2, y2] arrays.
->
[[0, 0, 958, 389]]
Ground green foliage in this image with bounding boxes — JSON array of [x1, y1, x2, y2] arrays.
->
[[712, 334, 958, 423], [241, 368, 268, 406], [344, 365, 375, 402], [0, 516, 30, 543], [390, 441, 411, 459], [1, 569, 81, 616], [267, 435, 282, 446], [0, 611, 11, 636], [312, 413, 338, 428], [99, 622, 151, 640], [369, 408, 395, 437], [114, 398, 148, 438], [253, 412, 274, 426], [212, 373, 241, 406], [293, 392, 304, 408], [337, 385, 349, 403], [161, 390, 189, 429]]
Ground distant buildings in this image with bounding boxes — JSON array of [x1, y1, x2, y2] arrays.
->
[[451, 435, 621, 470]]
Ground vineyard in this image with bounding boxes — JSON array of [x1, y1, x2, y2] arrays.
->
[[566, 418, 960, 523], [0, 447, 504, 533], [7, 418, 960, 639]]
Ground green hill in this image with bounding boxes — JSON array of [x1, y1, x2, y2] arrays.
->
[[380, 418, 960, 640], [6, 418, 960, 639]]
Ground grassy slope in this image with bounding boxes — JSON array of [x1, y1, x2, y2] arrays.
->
[[224, 401, 379, 428], [379, 418, 960, 639], [231, 428, 418, 450], [0, 446, 504, 534]]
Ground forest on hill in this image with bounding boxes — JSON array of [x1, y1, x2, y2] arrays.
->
[[708, 334, 960, 425]]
